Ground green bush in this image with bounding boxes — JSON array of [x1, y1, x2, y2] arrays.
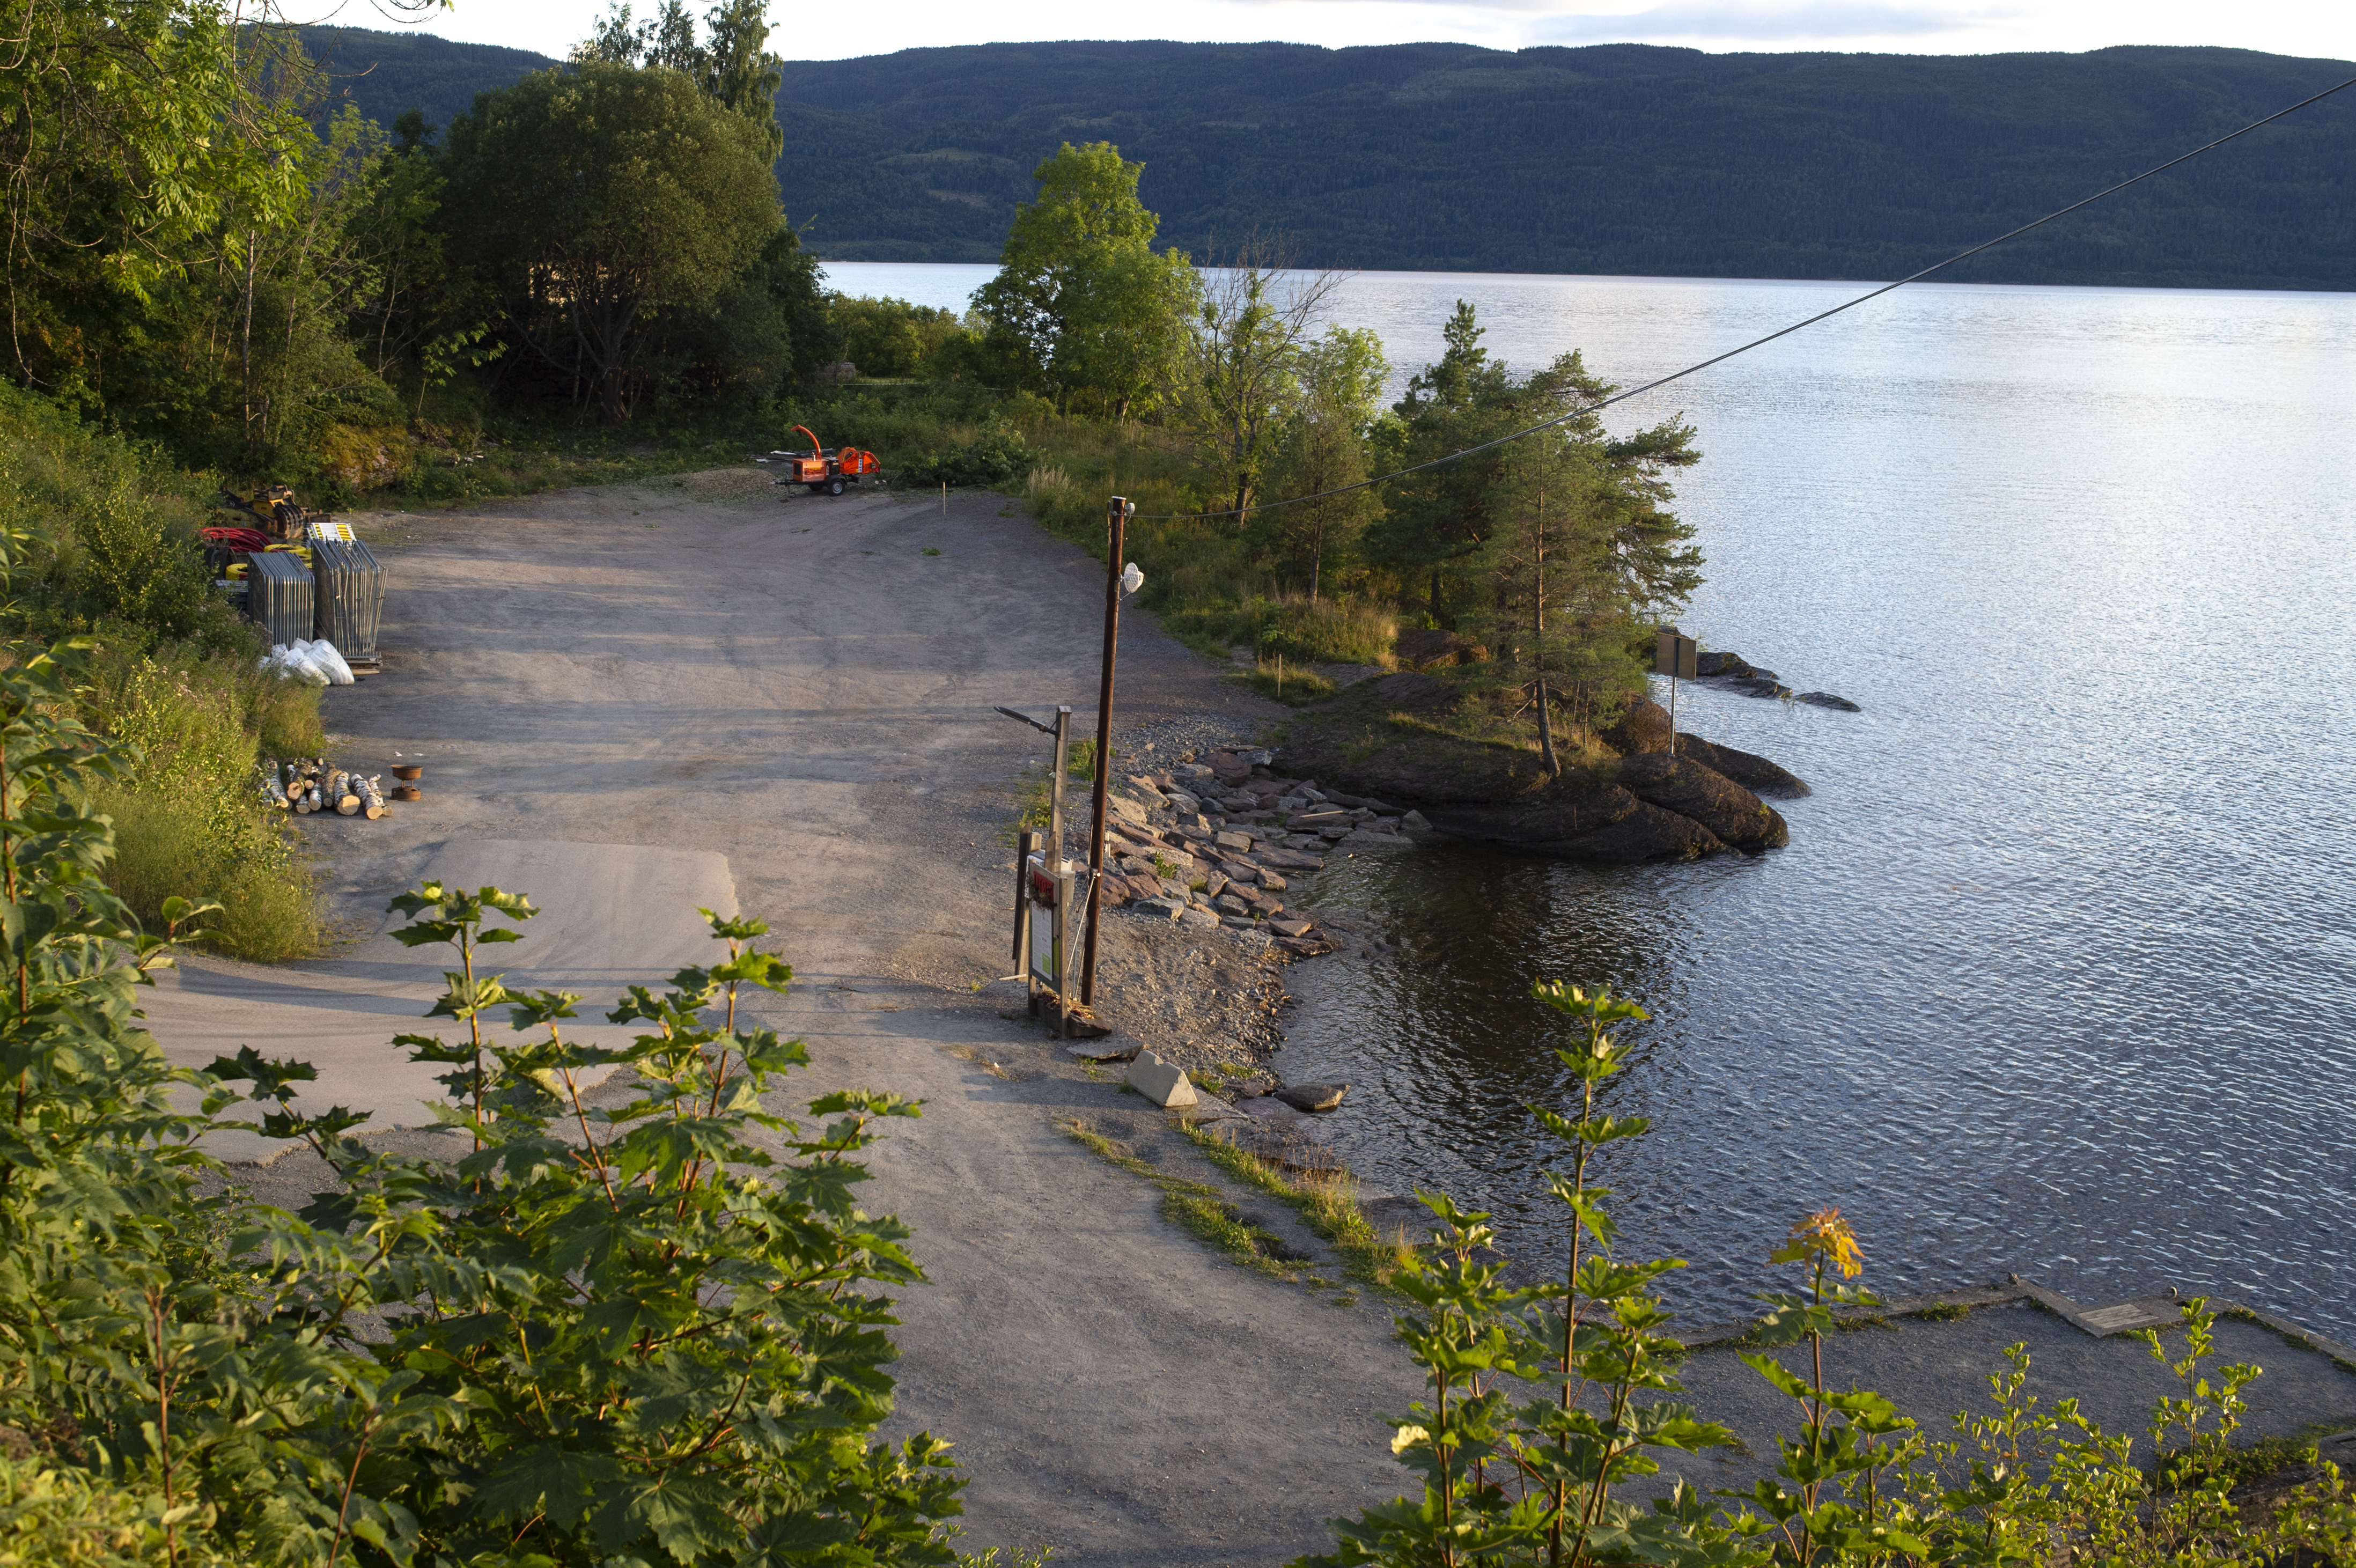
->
[[0, 1454, 216, 1567], [0, 382, 246, 652], [1304, 982, 2356, 1568], [897, 418, 1036, 487], [0, 648, 966, 1565], [81, 652, 320, 961]]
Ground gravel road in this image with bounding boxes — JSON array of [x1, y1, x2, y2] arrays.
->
[[216, 475, 1429, 1566], [154, 472, 2355, 1565]]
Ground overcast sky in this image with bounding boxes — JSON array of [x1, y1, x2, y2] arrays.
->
[[329, 0, 2356, 64]]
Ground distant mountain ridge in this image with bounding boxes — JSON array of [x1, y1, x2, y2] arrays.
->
[[301, 31, 2356, 291], [303, 26, 562, 133]]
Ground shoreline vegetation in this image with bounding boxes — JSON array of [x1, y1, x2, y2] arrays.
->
[[10, 8, 2352, 1563], [7, 0, 1792, 877]]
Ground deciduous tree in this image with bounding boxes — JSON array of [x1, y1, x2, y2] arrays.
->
[[1260, 326, 1390, 599], [971, 141, 1198, 416], [1167, 236, 1346, 521], [439, 63, 781, 420]]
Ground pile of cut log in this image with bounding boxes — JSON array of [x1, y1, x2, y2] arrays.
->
[[262, 758, 389, 819]]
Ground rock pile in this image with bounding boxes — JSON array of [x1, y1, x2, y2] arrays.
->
[[1091, 748, 1418, 958]]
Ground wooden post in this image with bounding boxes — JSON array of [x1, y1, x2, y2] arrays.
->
[[1012, 828, 1035, 966], [1081, 496, 1129, 1008], [1049, 705, 1071, 1037]]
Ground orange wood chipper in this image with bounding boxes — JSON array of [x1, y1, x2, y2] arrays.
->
[[764, 425, 881, 495]]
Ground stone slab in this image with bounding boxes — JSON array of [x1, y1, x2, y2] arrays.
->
[[146, 838, 737, 1161]]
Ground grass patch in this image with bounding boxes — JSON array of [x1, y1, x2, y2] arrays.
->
[[80, 651, 323, 961], [1182, 1124, 1414, 1294], [1908, 1301, 1975, 1322], [958, 1547, 1056, 1568], [0, 387, 326, 961], [2153, 1433, 2322, 1493], [95, 786, 318, 961], [2217, 1305, 2356, 1379], [1834, 1313, 1897, 1333], [1238, 661, 1338, 705], [1057, 1117, 1319, 1284]]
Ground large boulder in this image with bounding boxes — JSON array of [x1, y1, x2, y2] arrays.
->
[[1674, 734, 1810, 798], [1601, 695, 1673, 755], [1695, 650, 1755, 678], [1540, 803, 1727, 862], [1394, 629, 1488, 670], [1276, 677, 1549, 806], [1363, 671, 1462, 714], [1615, 753, 1788, 851], [1425, 783, 1644, 845]]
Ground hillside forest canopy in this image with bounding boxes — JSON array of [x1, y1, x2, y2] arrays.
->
[[309, 30, 2356, 290]]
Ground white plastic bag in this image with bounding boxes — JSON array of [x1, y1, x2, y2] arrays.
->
[[307, 639, 356, 686], [271, 643, 330, 685]]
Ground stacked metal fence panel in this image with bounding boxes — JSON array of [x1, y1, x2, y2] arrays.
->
[[311, 538, 385, 657], [245, 550, 315, 647]]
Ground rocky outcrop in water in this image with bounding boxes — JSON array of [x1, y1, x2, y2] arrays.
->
[[1695, 647, 1860, 711], [1276, 677, 1800, 864], [1673, 734, 1810, 798], [1615, 753, 1788, 850], [1602, 694, 1674, 754]]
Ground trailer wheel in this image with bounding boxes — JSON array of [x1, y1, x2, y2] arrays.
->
[[828, 478, 845, 496]]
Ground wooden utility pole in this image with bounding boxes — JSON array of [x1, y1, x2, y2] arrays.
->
[[1081, 496, 1132, 1007]]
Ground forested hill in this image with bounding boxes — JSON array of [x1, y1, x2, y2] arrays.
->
[[305, 31, 2356, 290], [301, 26, 562, 132]]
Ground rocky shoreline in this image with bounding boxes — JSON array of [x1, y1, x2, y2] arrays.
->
[[1085, 745, 1418, 955], [1696, 647, 1861, 711], [1276, 672, 1816, 863], [1059, 655, 1842, 1142]]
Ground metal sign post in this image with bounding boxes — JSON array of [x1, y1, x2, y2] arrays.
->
[[1655, 628, 1697, 757]]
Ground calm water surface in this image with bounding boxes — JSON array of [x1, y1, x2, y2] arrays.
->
[[824, 260, 2356, 1338]]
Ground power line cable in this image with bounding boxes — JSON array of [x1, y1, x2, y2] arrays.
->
[[1131, 68, 2356, 522]]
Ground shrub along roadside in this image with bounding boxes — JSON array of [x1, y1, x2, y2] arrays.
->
[[0, 651, 966, 1564], [0, 385, 323, 960], [79, 650, 324, 961]]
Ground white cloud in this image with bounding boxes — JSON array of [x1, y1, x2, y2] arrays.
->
[[1534, 2, 2000, 43], [382, 0, 2356, 65]]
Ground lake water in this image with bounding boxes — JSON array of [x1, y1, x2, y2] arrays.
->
[[823, 260, 2356, 1341]]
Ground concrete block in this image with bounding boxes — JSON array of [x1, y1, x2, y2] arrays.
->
[[1128, 1049, 1198, 1107]]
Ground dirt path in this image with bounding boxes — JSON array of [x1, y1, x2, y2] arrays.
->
[[178, 477, 1426, 1565]]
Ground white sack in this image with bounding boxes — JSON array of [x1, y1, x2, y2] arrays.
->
[[308, 640, 356, 686]]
